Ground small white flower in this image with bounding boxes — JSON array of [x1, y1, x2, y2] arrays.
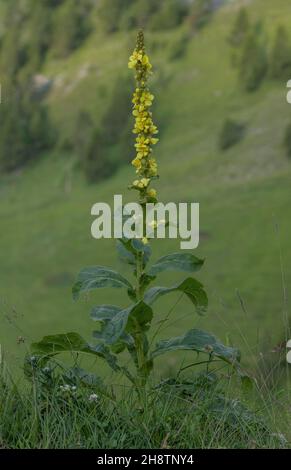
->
[[88, 393, 98, 402], [59, 384, 77, 394]]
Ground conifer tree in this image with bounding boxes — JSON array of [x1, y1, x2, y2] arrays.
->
[[270, 25, 291, 80]]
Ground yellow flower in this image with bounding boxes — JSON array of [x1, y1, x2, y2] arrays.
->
[[140, 178, 150, 187], [132, 178, 150, 190], [132, 157, 142, 171], [142, 237, 148, 245], [129, 31, 159, 198], [147, 188, 157, 198], [128, 50, 143, 69], [149, 220, 157, 229]]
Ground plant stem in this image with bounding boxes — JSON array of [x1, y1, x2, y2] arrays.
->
[[134, 245, 147, 391]]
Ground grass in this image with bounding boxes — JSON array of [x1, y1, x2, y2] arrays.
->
[[0, 355, 288, 449]]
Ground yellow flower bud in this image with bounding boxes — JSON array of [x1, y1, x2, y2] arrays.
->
[[148, 188, 157, 198]]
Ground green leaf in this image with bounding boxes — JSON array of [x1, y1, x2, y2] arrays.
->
[[72, 266, 133, 300], [116, 240, 136, 266], [100, 301, 153, 344], [91, 305, 122, 322], [31, 332, 119, 371], [116, 238, 151, 268], [152, 328, 240, 364], [64, 366, 104, 388], [144, 277, 208, 315], [126, 301, 153, 332], [148, 252, 204, 276]]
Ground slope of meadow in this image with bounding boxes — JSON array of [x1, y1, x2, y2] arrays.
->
[[0, 0, 291, 379]]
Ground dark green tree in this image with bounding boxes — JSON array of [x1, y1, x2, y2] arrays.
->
[[80, 76, 132, 183], [27, 1, 53, 70], [219, 119, 246, 150], [149, 0, 188, 31], [81, 129, 114, 183], [0, 28, 27, 79], [270, 25, 291, 80], [52, 0, 92, 58], [98, 0, 132, 33], [228, 7, 250, 47], [0, 85, 54, 172], [239, 31, 268, 92]]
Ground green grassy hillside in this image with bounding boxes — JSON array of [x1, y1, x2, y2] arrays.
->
[[1, 0, 291, 377]]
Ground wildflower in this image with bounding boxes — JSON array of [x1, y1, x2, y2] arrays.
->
[[147, 188, 157, 198], [132, 157, 142, 172], [88, 393, 99, 402], [129, 30, 159, 201], [142, 237, 148, 245], [132, 178, 150, 189], [59, 384, 77, 394]]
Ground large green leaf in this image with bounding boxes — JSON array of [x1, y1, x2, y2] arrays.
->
[[144, 277, 208, 315], [152, 328, 240, 364], [91, 305, 122, 322], [72, 266, 133, 300], [148, 252, 204, 276], [99, 301, 153, 344], [31, 332, 119, 371]]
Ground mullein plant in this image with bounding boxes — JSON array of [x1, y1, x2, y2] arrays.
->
[[29, 32, 247, 394]]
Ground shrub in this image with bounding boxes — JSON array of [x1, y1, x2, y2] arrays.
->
[[228, 7, 250, 48], [239, 31, 268, 92], [270, 25, 291, 80], [98, 0, 133, 33], [168, 32, 190, 61], [149, 0, 188, 31], [102, 76, 132, 145], [219, 119, 246, 150], [0, 28, 28, 78], [51, 0, 92, 58], [101, 0, 188, 33], [76, 77, 132, 183], [0, 85, 54, 172], [80, 129, 114, 183], [188, 0, 214, 32], [26, 2, 53, 70]]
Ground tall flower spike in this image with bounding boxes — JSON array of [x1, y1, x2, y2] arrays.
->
[[128, 30, 159, 202]]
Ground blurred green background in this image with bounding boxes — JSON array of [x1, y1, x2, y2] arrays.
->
[[0, 0, 291, 379]]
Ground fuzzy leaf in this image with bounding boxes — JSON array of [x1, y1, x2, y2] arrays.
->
[[148, 252, 204, 276], [100, 301, 153, 344], [152, 328, 240, 364], [91, 305, 122, 322], [144, 277, 208, 315], [31, 332, 119, 371], [72, 266, 133, 300]]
